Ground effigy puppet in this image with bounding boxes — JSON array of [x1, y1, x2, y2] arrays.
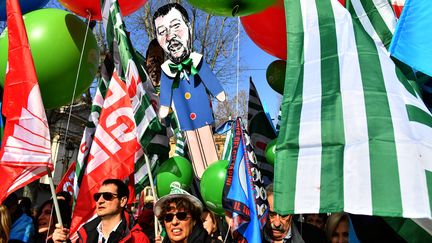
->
[[153, 3, 226, 179]]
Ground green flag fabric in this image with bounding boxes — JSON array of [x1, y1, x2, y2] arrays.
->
[[275, 0, 432, 219]]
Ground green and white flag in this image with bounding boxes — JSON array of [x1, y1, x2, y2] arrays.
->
[[275, 0, 432, 219]]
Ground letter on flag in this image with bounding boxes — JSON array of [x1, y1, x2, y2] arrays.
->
[[0, 0, 52, 203]]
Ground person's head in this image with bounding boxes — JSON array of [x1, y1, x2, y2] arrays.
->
[[0, 205, 11, 243], [146, 38, 165, 88], [159, 197, 201, 243], [325, 213, 349, 243], [305, 213, 327, 230], [201, 209, 218, 235], [153, 3, 191, 64], [265, 184, 292, 241], [154, 182, 203, 243], [36, 199, 71, 236], [94, 179, 129, 220]]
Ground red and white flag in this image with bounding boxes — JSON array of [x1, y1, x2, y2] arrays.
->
[[69, 71, 140, 235], [0, 0, 52, 203], [56, 161, 76, 196]]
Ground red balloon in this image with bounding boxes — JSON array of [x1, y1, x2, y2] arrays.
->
[[241, 0, 286, 60], [58, 0, 147, 20]]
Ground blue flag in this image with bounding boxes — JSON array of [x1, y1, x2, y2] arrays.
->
[[390, 0, 432, 77], [223, 118, 262, 243]]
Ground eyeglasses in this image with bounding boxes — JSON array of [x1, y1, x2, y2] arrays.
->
[[163, 212, 190, 223], [268, 210, 290, 220], [93, 192, 118, 202]]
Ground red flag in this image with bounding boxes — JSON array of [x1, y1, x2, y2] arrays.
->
[[0, 0, 52, 203], [56, 161, 76, 195], [70, 71, 140, 235]]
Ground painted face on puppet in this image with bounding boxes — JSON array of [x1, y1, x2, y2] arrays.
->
[[155, 8, 191, 64]]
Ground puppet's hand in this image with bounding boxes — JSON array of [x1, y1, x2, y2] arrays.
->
[[159, 105, 170, 119], [215, 91, 226, 102]]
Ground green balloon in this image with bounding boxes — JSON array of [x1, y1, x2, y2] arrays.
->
[[187, 0, 276, 17], [156, 156, 194, 198], [200, 160, 229, 216], [0, 8, 99, 109], [265, 139, 277, 165], [266, 60, 286, 95]]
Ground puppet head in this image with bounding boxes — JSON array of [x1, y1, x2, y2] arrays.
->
[[153, 3, 192, 64]]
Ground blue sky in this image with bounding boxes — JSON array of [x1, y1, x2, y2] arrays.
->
[[238, 27, 282, 119]]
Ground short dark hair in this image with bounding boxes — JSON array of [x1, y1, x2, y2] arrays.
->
[[153, 3, 190, 26], [102, 179, 129, 203]]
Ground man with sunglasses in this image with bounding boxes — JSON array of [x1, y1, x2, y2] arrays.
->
[[52, 179, 150, 243], [264, 184, 326, 243], [154, 182, 221, 243]]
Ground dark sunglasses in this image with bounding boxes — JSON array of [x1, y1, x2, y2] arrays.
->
[[93, 192, 118, 202], [163, 212, 189, 223]]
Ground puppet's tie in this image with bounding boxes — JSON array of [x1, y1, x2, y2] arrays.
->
[[168, 58, 198, 88]]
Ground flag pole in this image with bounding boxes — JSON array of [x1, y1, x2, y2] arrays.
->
[[46, 167, 63, 227], [143, 154, 161, 236]]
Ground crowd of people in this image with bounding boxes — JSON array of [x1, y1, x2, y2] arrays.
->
[[1, 177, 400, 243]]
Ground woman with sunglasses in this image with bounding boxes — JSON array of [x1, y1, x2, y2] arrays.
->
[[154, 182, 222, 243]]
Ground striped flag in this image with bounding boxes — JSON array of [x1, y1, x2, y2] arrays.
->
[[0, 0, 52, 202], [248, 77, 276, 186], [102, 0, 169, 193], [275, 0, 432, 219]]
